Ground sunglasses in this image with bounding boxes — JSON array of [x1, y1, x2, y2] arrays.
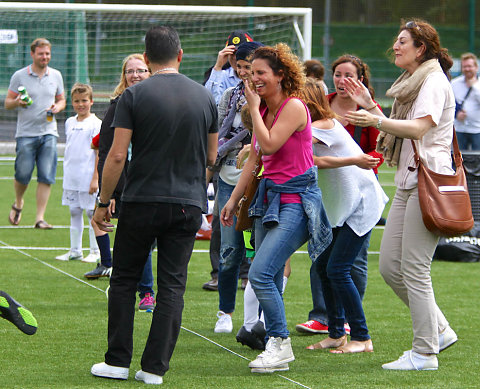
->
[[405, 21, 421, 31]]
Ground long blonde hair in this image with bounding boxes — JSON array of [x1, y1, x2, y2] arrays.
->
[[112, 53, 147, 99]]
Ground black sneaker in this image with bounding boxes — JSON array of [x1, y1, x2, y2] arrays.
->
[[0, 291, 37, 335], [84, 264, 112, 279], [236, 325, 265, 350]]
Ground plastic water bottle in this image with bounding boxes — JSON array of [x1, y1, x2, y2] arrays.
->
[[18, 86, 33, 106]]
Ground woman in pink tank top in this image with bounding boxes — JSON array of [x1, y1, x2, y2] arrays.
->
[[220, 44, 332, 373]]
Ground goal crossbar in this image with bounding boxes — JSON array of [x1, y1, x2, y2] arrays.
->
[[0, 2, 312, 59]]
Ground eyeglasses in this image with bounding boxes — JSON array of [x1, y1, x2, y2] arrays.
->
[[405, 21, 421, 31], [125, 69, 149, 75]]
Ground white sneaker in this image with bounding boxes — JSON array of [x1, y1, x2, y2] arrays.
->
[[248, 337, 295, 369], [135, 370, 163, 384], [91, 362, 129, 379], [382, 350, 438, 371], [439, 326, 457, 352], [214, 311, 233, 333], [82, 251, 100, 263], [251, 363, 289, 373], [55, 251, 83, 261]]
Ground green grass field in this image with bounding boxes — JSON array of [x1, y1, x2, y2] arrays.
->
[[0, 158, 478, 389]]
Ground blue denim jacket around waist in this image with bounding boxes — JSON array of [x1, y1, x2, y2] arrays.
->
[[248, 166, 332, 262]]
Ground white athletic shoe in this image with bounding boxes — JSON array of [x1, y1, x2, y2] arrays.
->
[[55, 251, 83, 261], [382, 350, 438, 371], [135, 370, 163, 385], [82, 251, 100, 263], [251, 363, 289, 373], [214, 311, 233, 333], [91, 362, 129, 379], [248, 337, 295, 369], [439, 326, 457, 352]]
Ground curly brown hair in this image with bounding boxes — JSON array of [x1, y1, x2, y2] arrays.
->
[[251, 43, 306, 97]]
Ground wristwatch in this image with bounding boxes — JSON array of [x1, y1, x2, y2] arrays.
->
[[96, 198, 111, 208], [375, 118, 383, 129]]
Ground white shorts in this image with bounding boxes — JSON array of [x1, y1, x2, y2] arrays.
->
[[62, 189, 97, 211]]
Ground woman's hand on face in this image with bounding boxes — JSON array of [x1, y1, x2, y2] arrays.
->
[[355, 154, 380, 170], [220, 199, 238, 227], [244, 80, 261, 111], [343, 78, 375, 109], [345, 110, 377, 128]]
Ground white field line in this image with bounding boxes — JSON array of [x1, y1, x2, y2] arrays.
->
[[0, 237, 313, 389], [0, 239, 105, 294]]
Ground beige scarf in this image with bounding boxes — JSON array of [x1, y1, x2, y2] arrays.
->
[[376, 59, 443, 166]]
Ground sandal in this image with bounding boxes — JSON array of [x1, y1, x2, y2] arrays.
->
[[34, 220, 53, 230], [8, 203, 22, 225], [330, 339, 373, 354], [306, 335, 347, 350]]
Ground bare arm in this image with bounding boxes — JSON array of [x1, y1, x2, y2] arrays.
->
[[4, 90, 27, 110], [245, 82, 307, 155], [50, 93, 66, 114], [93, 127, 131, 231], [89, 150, 99, 194], [345, 110, 434, 140], [207, 132, 218, 167], [313, 154, 380, 170]]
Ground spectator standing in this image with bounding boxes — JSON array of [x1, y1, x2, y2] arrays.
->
[[344, 18, 458, 370], [83, 53, 156, 312], [5, 38, 66, 229], [202, 30, 254, 292], [221, 44, 332, 373], [55, 83, 101, 263], [451, 52, 480, 150], [296, 54, 383, 335], [300, 78, 387, 353], [91, 26, 217, 385], [213, 41, 264, 334]]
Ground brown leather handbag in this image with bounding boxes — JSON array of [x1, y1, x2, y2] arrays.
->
[[412, 129, 474, 237], [235, 151, 263, 232]]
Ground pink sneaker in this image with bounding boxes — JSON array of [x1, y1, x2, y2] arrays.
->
[[138, 293, 155, 312]]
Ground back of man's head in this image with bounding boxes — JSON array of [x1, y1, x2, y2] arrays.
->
[[145, 26, 181, 64]]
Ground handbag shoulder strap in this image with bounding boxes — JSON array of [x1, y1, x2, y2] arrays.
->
[[410, 126, 463, 170], [353, 126, 363, 145]]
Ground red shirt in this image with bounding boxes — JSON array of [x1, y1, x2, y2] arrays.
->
[[327, 92, 384, 174]]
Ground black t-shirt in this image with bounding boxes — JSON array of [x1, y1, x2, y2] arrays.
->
[[112, 73, 217, 212]]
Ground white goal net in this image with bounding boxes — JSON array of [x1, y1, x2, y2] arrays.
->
[[0, 2, 311, 141]]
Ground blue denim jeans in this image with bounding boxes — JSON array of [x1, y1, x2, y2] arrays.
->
[[314, 224, 371, 341], [137, 250, 154, 298], [456, 132, 480, 151], [217, 178, 246, 313], [308, 231, 370, 325], [15, 134, 57, 185], [250, 203, 310, 338]]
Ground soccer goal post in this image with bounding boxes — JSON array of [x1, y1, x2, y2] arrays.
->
[[0, 2, 312, 99]]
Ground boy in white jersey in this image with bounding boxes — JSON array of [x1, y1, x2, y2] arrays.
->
[[56, 83, 101, 262]]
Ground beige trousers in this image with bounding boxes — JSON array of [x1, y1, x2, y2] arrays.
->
[[379, 187, 449, 354]]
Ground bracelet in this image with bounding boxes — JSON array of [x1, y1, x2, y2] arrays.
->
[[365, 103, 377, 111], [375, 118, 383, 129]]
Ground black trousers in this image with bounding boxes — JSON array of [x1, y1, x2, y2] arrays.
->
[[104, 202, 201, 376]]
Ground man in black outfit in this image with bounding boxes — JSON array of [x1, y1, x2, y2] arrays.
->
[[91, 25, 218, 385]]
